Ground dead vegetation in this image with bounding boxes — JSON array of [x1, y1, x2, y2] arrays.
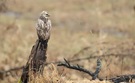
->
[[0, 0, 135, 83], [0, 41, 135, 83]]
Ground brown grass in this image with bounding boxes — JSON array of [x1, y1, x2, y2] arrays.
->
[[0, 0, 135, 83], [29, 64, 111, 83]]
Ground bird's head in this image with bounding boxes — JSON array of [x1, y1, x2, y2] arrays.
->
[[39, 11, 50, 22]]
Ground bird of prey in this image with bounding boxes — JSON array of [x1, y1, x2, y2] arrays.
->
[[36, 11, 52, 41]]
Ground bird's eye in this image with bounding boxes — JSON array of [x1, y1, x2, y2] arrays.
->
[[46, 14, 50, 17]]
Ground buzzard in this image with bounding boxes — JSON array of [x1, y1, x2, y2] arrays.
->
[[36, 11, 52, 41]]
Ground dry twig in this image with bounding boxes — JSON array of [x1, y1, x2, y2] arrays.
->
[[58, 58, 101, 80], [109, 74, 135, 83], [58, 58, 135, 83]]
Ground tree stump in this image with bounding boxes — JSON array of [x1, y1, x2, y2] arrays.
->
[[20, 11, 52, 83]]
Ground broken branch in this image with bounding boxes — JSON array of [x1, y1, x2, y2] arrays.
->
[[58, 58, 101, 80]]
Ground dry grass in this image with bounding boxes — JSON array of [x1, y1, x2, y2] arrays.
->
[[0, 0, 135, 83], [29, 64, 111, 83]]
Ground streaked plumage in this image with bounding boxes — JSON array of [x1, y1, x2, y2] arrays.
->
[[36, 11, 51, 40]]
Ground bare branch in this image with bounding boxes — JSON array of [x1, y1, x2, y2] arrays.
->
[[109, 74, 135, 83], [92, 59, 101, 80], [58, 58, 101, 80], [0, 66, 24, 79], [58, 58, 135, 83]]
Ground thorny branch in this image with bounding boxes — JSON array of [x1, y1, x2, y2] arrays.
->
[[58, 58, 101, 80]]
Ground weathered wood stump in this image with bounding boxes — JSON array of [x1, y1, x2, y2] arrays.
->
[[20, 11, 51, 83]]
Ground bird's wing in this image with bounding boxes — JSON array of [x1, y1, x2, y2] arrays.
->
[[36, 19, 44, 30], [47, 20, 52, 31]]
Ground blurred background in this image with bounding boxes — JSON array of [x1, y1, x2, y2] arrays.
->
[[0, 0, 135, 83]]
